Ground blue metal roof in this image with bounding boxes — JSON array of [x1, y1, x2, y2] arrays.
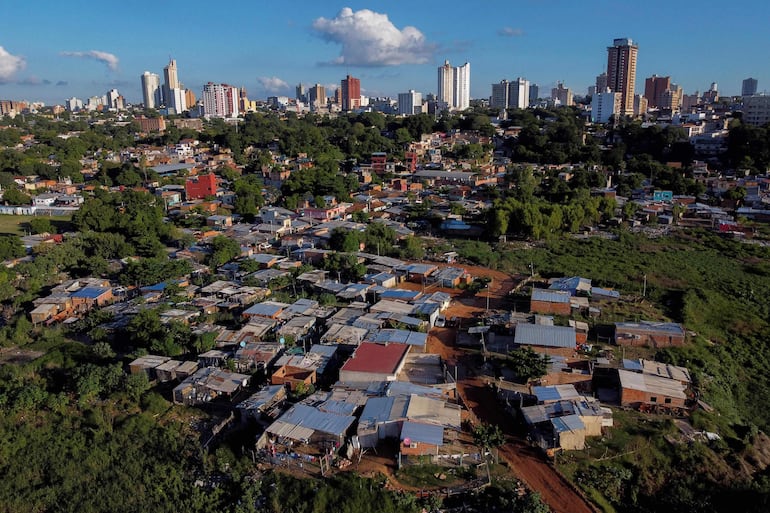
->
[[360, 396, 395, 424], [278, 404, 355, 437], [615, 321, 684, 336], [71, 286, 110, 299], [531, 289, 570, 303], [622, 359, 643, 371], [401, 421, 444, 446], [551, 414, 584, 433], [515, 324, 576, 348], [369, 329, 427, 347], [532, 385, 581, 403], [591, 287, 620, 299], [380, 288, 422, 301]]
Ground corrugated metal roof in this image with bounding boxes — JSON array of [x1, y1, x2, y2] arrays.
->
[[340, 342, 409, 374], [318, 399, 357, 416], [360, 396, 395, 424], [386, 381, 445, 398], [551, 414, 584, 433], [531, 289, 570, 304], [401, 421, 444, 446], [533, 385, 581, 403], [623, 359, 644, 371], [515, 324, 576, 348], [591, 287, 620, 299], [406, 395, 461, 428], [618, 369, 687, 399], [615, 321, 684, 336], [380, 289, 422, 301], [243, 301, 290, 317], [271, 403, 355, 438], [549, 277, 591, 294], [368, 329, 427, 348], [71, 286, 110, 299], [238, 385, 285, 411]]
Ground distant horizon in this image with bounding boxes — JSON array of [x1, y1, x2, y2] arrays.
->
[[1, 1, 768, 106]]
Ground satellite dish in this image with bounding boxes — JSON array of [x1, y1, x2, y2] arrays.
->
[[403, 438, 411, 445], [279, 337, 286, 345]]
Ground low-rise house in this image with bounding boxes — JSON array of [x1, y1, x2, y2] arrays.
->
[[430, 267, 472, 288], [530, 289, 571, 316], [155, 360, 184, 382], [233, 341, 282, 372], [399, 263, 438, 284], [618, 369, 688, 411], [271, 365, 316, 391], [265, 403, 355, 446], [237, 385, 287, 424], [614, 321, 686, 347], [514, 324, 577, 352], [129, 354, 170, 380], [320, 323, 368, 346], [367, 328, 428, 353], [339, 342, 410, 383], [173, 367, 251, 405], [242, 300, 290, 320], [399, 421, 446, 459]]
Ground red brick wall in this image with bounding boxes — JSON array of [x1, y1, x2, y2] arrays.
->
[[530, 300, 571, 316]]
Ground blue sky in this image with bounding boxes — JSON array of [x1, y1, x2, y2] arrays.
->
[[1, 0, 768, 106]]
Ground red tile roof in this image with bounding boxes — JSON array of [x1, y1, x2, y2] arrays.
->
[[340, 342, 409, 374]]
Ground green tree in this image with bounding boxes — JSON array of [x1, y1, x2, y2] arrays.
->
[[2, 188, 30, 205], [507, 347, 550, 382]]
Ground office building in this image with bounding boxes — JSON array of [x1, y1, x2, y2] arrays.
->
[[606, 38, 638, 116], [141, 71, 162, 109], [296, 83, 306, 102], [592, 89, 622, 123], [742, 78, 758, 97], [202, 82, 239, 119], [398, 90, 422, 116], [529, 84, 539, 106], [644, 75, 670, 109], [437, 60, 470, 111], [341, 75, 361, 112], [702, 82, 719, 104], [491, 78, 529, 110], [659, 84, 683, 111], [634, 94, 648, 117]]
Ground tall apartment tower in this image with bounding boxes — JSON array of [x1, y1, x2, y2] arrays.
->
[[307, 84, 326, 110], [595, 72, 608, 92], [529, 84, 539, 106], [644, 75, 671, 108], [202, 82, 239, 119], [141, 71, 161, 109], [437, 60, 470, 111], [295, 83, 306, 102], [742, 78, 758, 97], [606, 38, 638, 117], [490, 80, 510, 109], [163, 59, 179, 101], [341, 75, 361, 111], [398, 90, 422, 115]]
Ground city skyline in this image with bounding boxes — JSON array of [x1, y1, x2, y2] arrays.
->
[[1, 0, 769, 106]]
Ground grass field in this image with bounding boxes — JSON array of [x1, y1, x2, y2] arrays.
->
[[0, 215, 72, 235]]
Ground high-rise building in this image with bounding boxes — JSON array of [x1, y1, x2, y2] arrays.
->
[[644, 75, 671, 108], [185, 89, 196, 110], [742, 77, 758, 97], [509, 78, 529, 109], [633, 94, 648, 117], [490, 80, 510, 109], [341, 75, 361, 111], [65, 97, 83, 112], [606, 38, 638, 117], [702, 82, 719, 104], [398, 90, 422, 116], [592, 88, 622, 123], [141, 71, 161, 109], [595, 72, 608, 92], [437, 60, 470, 111], [307, 84, 326, 110], [529, 84, 539, 106], [743, 95, 770, 126], [659, 84, 683, 111], [682, 92, 700, 111], [551, 82, 573, 106], [296, 83, 306, 102], [106, 89, 122, 110], [202, 82, 239, 119]]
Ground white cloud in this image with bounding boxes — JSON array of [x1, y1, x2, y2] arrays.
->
[[498, 27, 524, 37], [312, 7, 435, 66], [60, 50, 119, 71], [257, 76, 290, 93], [0, 46, 25, 82]]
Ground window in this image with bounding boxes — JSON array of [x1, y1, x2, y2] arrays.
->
[[410, 443, 418, 449], [664, 398, 672, 404], [650, 396, 657, 403]]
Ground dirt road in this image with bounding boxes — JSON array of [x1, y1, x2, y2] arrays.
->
[[426, 277, 598, 513]]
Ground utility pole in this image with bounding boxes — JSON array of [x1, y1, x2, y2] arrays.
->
[[642, 274, 647, 298]]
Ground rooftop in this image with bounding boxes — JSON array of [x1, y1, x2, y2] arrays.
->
[[531, 289, 571, 304], [340, 342, 410, 375], [514, 323, 576, 348]]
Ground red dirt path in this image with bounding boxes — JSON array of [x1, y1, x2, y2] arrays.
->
[[422, 270, 597, 513]]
